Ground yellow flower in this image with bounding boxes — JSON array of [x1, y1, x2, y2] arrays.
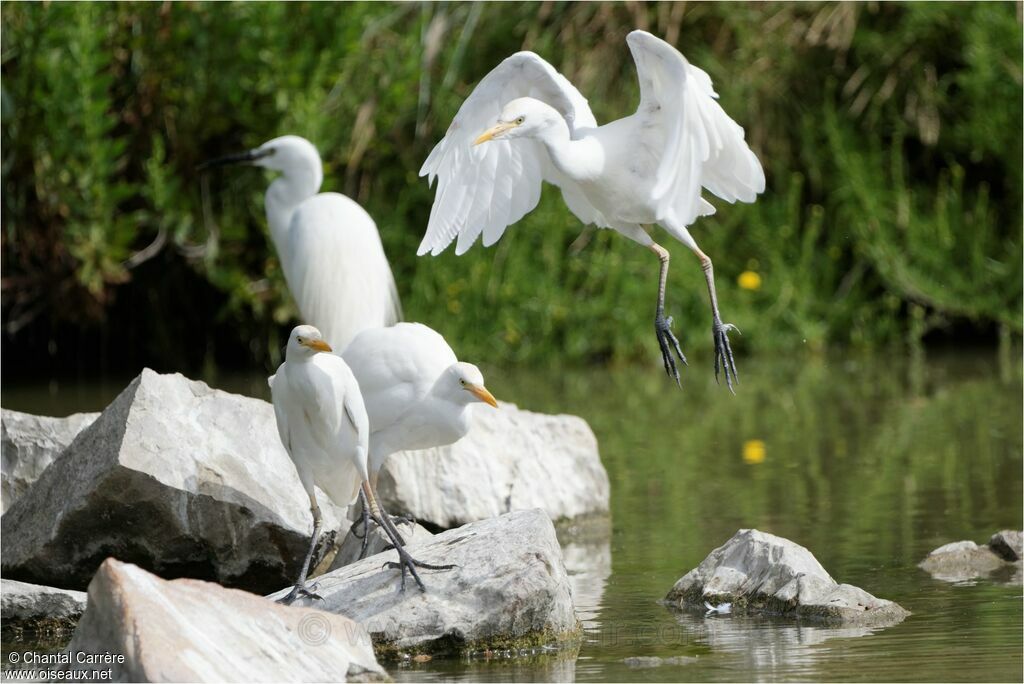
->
[[743, 440, 766, 464], [738, 270, 762, 291]]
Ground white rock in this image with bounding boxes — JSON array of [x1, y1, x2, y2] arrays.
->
[[268, 509, 580, 655], [377, 402, 608, 529], [63, 558, 386, 682], [1, 409, 98, 513], [664, 529, 909, 627], [1, 579, 88, 633], [1, 369, 343, 594], [919, 533, 1022, 583]]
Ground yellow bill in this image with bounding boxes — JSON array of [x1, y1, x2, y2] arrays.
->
[[467, 384, 499, 407], [473, 122, 517, 146], [303, 339, 333, 353]]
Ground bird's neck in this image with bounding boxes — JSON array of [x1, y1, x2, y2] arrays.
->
[[536, 120, 600, 182], [263, 163, 323, 253]]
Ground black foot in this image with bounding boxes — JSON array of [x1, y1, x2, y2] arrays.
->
[[354, 507, 414, 560], [713, 320, 740, 393], [655, 311, 688, 387], [383, 544, 456, 592], [276, 581, 323, 605]]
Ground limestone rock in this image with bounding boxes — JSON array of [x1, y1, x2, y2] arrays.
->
[[664, 529, 909, 627], [919, 532, 1024, 583], [268, 509, 580, 656], [1, 579, 88, 635], [1, 369, 343, 593], [64, 558, 386, 682], [377, 403, 607, 529], [1, 409, 98, 513]]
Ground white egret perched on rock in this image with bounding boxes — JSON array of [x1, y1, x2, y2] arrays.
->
[[341, 322, 498, 557], [199, 135, 401, 351], [270, 324, 451, 599], [419, 31, 765, 391]]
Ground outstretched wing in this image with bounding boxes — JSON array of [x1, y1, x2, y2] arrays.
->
[[418, 52, 598, 256], [626, 30, 765, 229]]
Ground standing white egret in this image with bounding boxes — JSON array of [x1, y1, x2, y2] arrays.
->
[[340, 323, 498, 556], [200, 135, 401, 351], [270, 324, 450, 599], [419, 31, 765, 391]]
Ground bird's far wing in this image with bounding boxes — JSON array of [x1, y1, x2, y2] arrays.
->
[[626, 31, 765, 230], [284, 193, 402, 353], [418, 52, 598, 256]]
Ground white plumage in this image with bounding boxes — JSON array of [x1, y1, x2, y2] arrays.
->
[[271, 325, 369, 510], [341, 322, 497, 483], [202, 135, 401, 351], [419, 31, 765, 390]]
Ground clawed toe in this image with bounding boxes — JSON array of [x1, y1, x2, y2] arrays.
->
[[385, 550, 456, 592], [655, 314, 688, 387], [277, 582, 324, 605], [713, 320, 740, 393]]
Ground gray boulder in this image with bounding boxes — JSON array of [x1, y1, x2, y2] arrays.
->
[[988, 530, 1023, 562], [1, 409, 98, 513], [64, 558, 386, 682], [268, 509, 580, 656], [377, 403, 608, 529], [1, 369, 344, 593], [1, 579, 88, 635], [919, 531, 1024, 583], [664, 529, 909, 627]]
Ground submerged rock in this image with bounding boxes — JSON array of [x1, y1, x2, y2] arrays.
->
[[377, 403, 608, 529], [1, 409, 98, 513], [1, 369, 344, 593], [65, 558, 386, 682], [919, 531, 1024, 583], [1, 579, 88, 636], [664, 529, 909, 627], [268, 509, 580, 656]]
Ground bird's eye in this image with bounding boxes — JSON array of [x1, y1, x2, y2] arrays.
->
[[297, 337, 303, 343], [460, 379, 466, 386], [515, 116, 525, 125]]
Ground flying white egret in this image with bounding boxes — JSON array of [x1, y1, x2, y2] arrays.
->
[[341, 322, 498, 556], [419, 31, 765, 391], [199, 135, 401, 351], [270, 324, 451, 599]]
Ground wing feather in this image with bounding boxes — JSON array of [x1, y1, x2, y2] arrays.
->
[[419, 52, 598, 256], [284, 194, 401, 351], [626, 31, 765, 229]]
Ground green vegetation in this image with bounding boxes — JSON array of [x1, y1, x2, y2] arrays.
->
[[2, 3, 1020, 371]]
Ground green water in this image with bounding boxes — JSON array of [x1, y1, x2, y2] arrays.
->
[[2, 351, 1022, 682]]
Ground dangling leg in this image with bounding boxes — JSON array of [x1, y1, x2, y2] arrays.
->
[[362, 481, 454, 592], [614, 223, 687, 385], [277, 489, 325, 605], [650, 243, 688, 386], [675, 228, 739, 392]]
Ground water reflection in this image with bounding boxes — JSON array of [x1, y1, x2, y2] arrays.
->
[[558, 519, 613, 632], [669, 610, 877, 674]]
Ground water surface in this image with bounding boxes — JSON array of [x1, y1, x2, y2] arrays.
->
[[3, 351, 1021, 682]]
